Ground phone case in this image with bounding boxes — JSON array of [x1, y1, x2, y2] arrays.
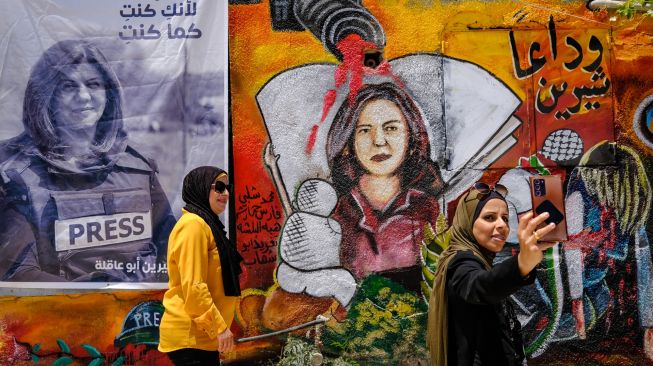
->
[[529, 175, 568, 242]]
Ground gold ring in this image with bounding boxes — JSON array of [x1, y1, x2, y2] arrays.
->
[[533, 231, 541, 241]]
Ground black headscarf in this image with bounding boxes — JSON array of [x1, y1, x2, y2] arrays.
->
[[182, 166, 243, 296]]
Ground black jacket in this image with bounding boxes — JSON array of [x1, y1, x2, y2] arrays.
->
[[446, 251, 535, 366]]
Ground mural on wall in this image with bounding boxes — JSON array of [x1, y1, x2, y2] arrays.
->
[[259, 54, 521, 304], [564, 142, 653, 346], [230, 0, 653, 364], [440, 14, 620, 359]]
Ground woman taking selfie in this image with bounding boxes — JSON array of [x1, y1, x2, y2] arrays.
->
[[159, 166, 243, 365], [427, 183, 556, 366]]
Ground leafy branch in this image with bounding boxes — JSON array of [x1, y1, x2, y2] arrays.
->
[[19, 338, 125, 366]]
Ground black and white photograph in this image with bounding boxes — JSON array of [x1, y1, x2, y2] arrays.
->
[[0, 0, 229, 287]]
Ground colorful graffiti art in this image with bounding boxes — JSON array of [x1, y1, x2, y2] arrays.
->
[[230, 0, 653, 364], [0, 292, 171, 365]]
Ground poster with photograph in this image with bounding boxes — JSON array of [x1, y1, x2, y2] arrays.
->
[[0, 0, 229, 288]]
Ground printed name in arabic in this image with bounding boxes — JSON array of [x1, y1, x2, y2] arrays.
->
[[94, 259, 164, 274], [125, 257, 142, 274], [94, 260, 125, 271], [535, 77, 568, 114], [261, 191, 275, 203], [555, 72, 610, 120], [239, 185, 261, 204], [238, 186, 275, 204], [142, 262, 159, 274]]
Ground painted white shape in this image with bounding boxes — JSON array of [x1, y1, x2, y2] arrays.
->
[[279, 212, 341, 270], [498, 168, 535, 243], [295, 179, 338, 217], [565, 191, 584, 235], [635, 228, 653, 327], [276, 262, 357, 307], [442, 57, 521, 173], [257, 64, 340, 195]]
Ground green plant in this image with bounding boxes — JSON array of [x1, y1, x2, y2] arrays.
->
[[275, 337, 359, 366], [616, 0, 653, 19], [420, 214, 451, 302], [322, 276, 429, 365]]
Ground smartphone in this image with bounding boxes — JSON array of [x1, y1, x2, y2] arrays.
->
[[529, 175, 568, 242]]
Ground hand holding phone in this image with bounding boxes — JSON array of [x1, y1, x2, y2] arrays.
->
[[529, 175, 568, 242], [516, 211, 558, 276]]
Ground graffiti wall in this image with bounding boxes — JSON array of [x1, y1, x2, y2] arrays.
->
[[2, 0, 653, 365], [230, 0, 653, 364]]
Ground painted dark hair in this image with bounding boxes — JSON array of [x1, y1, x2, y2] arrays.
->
[[22, 40, 125, 158], [568, 141, 651, 236], [326, 82, 443, 196]]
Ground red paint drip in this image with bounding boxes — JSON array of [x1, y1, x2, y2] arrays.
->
[[335, 34, 372, 105], [305, 90, 337, 155], [305, 33, 407, 155], [305, 124, 320, 155], [321, 89, 337, 123]]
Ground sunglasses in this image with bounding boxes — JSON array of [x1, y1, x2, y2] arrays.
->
[[211, 181, 232, 194], [473, 182, 508, 199]]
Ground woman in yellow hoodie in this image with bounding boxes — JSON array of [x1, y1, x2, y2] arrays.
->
[[159, 166, 243, 365]]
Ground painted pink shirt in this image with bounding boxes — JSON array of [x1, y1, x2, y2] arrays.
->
[[332, 186, 440, 279]]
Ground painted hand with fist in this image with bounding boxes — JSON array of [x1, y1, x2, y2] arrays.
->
[[276, 179, 356, 307]]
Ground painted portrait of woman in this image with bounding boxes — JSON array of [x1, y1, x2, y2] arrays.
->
[[326, 82, 443, 289], [0, 40, 176, 282], [258, 55, 521, 312]]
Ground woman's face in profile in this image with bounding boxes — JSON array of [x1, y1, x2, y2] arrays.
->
[[472, 198, 510, 253], [209, 173, 230, 216], [354, 99, 409, 177], [52, 63, 107, 130]]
